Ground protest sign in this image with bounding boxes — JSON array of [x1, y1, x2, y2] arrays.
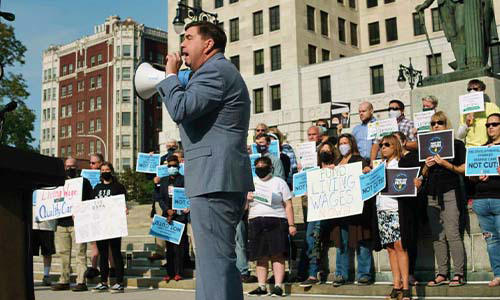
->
[[253, 182, 273, 206], [292, 167, 320, 197], [330, 102, 351, 128], [307, 162, 363, 222], [465, 146, 500, 176], [73, 194, 128, 243], [81, 169, 101, 188], [149, 215, 185, 245], [359, 163, 386, 201], [367, 118, 398, 140], [156, 165, 169, 178], [296, 142, 317, 169], [381, 167, 420, 198], [251, 140, 280, 158], [136, 153, 161, 174], [179, 163, 185, 176], [372, 159, 383, 168], [172, 187, 190, 210], [249, 153, 261, 177], [35, 177, 83, 221], [417, 130, 455, 162], [413, 110, 435, 133], [459, 92, 484, 115]]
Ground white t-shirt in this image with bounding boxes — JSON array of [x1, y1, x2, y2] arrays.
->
[[249, 176, 292, 219], [376, 158, 399, 211]]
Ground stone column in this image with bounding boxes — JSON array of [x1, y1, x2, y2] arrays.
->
[[464, 0, 485, 69]]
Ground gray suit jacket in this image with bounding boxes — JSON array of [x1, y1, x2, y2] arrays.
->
[[156, 52, 254, 198]]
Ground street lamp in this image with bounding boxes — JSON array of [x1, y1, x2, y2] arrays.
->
[[172, 1, 219, 34], [0, 0, 15, 22], [397, 58, 423, 90], [78, 134, 108, 161]]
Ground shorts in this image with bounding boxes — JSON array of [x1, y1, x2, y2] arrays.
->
[[32, 230, 56, 256], [248, 217, 289, 261], [377, 210, 401, 246]]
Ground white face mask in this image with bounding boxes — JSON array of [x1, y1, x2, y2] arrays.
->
[[389, 109, 401, 119], [339, 144, 351, 156]]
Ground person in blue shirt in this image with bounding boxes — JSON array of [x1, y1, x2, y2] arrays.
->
[[352, 102, 376, 160]]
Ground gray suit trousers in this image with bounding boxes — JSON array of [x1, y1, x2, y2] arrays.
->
[[190, 192, 246, 300]]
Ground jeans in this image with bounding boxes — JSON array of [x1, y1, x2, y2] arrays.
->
[[235, 219, 249, 275], [335, 224, 373, 280], [298, 221, 320, 278], [472, 198, 500, 277]]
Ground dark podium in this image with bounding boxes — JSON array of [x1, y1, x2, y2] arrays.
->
[[0, 145, 65, 300]]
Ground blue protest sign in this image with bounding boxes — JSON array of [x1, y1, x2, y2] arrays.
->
[[136, 153, 161, 174], [465, 146, 500, 176], [156, 165, 169, 178], [293, 172, 307, 196], [359, 163, 386, 201], [149, 215, 185, 245], [179, 163, 185, 176], [172, 187, 190, 210], [32, 191, 37, 206], [249, 154, 261, 177], [251, 140, 280, 158], [81, 169, 101, 188]]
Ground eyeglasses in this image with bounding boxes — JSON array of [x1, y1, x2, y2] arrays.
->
[[379, 142, 392, 148], [90, 162, 97, 165], [485, 122, 500, 128], [430, 121, 445, 126], [467, 87, 480, 92], [388, 107, 400, 111], [256, 129, 266, 132]]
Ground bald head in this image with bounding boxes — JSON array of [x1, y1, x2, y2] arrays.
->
[[359, 101, 374, 123], [307, 126, 320, 142]]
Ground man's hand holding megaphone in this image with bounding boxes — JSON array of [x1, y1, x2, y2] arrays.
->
[[165, 52, 184, 76]]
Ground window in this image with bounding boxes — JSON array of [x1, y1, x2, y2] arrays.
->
[[61, 106, 66, 118], [254, 49, 264, 74], [44, 70, 47, 81], [385, 17, 398, 42], [67, 125, 72, 137], [90, 77, 95, 89], [123, 45, 131, 57], [61, 147, 66, 158], [384, 0, 395, 3], [156, 53, 164, 64], [321, 11, 329, 36], [307, 6, 315, 31], [431, 8, 442, 32], [270, 45, 281, 71], [319, 76, 331, 103], [69, 64, 73, 73], [61, 86, 67, 98], [122, 135, 131, 148], [122, 67, 131, 80], [116, 112, 120, 126], [230, 55, 240, 71], [253, 11, 263, 36], [193, 0, 202, 8], [97, 75, 102, 88], [89, 141, 95, 155], [413, 12, 425, 36], [322, 49, 330, 62], [348, 23, 358, 47], [91, 56, 95, 66], [370, 65, 384, 94], [67, 104, 72, 117], [367, 0, 378, 8], [122, 89, 131, 102], [62, 65, 67, 75], [90, 97, 95, 111], [253, 88, 264, 114], [270, 85, 281, 111], [269, 6, 280, 31], [338, 18, 346, 42], [76, 143, 83, 156], [427, 53, 442, 76], [77, 121, 84, 133], [68, 84, 73, 95], [122, 158, 131, 170], [96, 96, 102, 110], [116, 46, 121, 57], [97, 53, 103, 64], [116, 135, 120, 149], [230, 18, 239, 42], [122, 112, 131, 126], [51, 108, 55, 119], [349, 0, 356, 8], [229, 0, 237, 3], [89, 119, 95, 133], [67, 146, 71, 156], [96, 141, 102, 154], [215, 0, 223, 8], [96, 118, 101, 132], [308, 44, 317, 64], [368, 21, 380, 45], [61, 126, 66, 138], [47, 89, 51, 100], [492, 44, 500, 74], [51, 128, 55, 140], [43, 89, 47, 101], [78, 100, 84, 112], [116, 67, 120, 81], [52, 88, 56, 100], [338, 0, 344, 4]]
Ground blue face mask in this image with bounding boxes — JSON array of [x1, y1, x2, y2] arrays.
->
[[256, 144, 268, 154], [168, 166, 179, 176]]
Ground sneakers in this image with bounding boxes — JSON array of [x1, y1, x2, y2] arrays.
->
[[92, 283, 109, 293], [174, 275, 183, 281], [241, 274, 258, 283], [51, 283, 70, 291], [357, 277, 372, 286], [332, 275, 346, 287], [84, 267, 100, 279], [270, 285, 285, 297], [72, 283, 88, 292], [248, 286, 268, 296], [42, 275, 51, 286], [110, 283, 125, 293], [299, 277, 319, 287]]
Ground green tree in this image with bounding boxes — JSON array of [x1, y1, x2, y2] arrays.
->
[[118, 169, 154, 204], [0, 23, 36, 150]]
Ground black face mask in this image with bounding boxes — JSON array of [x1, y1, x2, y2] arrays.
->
[[167, 147, 176, 153], [256, 144, 268, 154], [255, 166, 271, 178], [319, 151, 334, 163], [65, 168, 78, 179], [101, 172, 113, 181], [422, 107, 434, 112]]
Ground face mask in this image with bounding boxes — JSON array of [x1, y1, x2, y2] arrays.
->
[[167, 147, 176, 153], [388, 109, 401, 119], [319, 151, 334, 163], [65, 168, 78, 179], [256, 144, 268, 154], [255, 166, 271, 178], [339, 144, 351, 156], [101, 172, 113, 181], [422, 107, 434, 112], [168, 166, 179, 176]]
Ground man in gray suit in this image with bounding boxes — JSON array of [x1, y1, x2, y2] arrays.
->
[[155, 22, 254, 300]]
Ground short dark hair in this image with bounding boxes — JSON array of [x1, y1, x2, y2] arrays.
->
[[468, 79, 486, 91], [255, 133, 271, 143], [101, 162, 115, 174], [185, 21, 227, 53], [91, 153, 104, 162], [393, 131, 407, 143], [389, 99, 405, 110], [167, 156, 179, 164], [254, 156, 272, 167]]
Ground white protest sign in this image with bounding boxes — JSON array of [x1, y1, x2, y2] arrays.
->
[[459, 92, 484, 115], [307, 162, 363, 222], [367, 118, 398, 140], [297, 142, 317, 169], [413, 110, 435, 133], [253, 182, 273, 206], [73, 194, 128, 244], [35, 177, 83, 221]]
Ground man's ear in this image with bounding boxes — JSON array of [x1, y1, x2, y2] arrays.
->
[[203, 38, 215, 55]]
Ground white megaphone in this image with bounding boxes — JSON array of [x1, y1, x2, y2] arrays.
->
[[134, 62, 192, 100]]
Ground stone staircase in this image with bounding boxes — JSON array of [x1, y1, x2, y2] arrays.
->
[[33, 200, 499, 298]]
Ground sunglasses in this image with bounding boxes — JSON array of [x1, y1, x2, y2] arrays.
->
[[256, 129, 266, 132], [467, 87, 480, 92], [379, 142, 392, 148], [388, 107, 401, 111], [485, 122, 500, 128], [90, 161, 98, 165], [430, 121, 445, 126]]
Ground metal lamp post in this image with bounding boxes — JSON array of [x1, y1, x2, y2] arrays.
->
[[172, 1, 219, 34], [397, 58, 423, 90]]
